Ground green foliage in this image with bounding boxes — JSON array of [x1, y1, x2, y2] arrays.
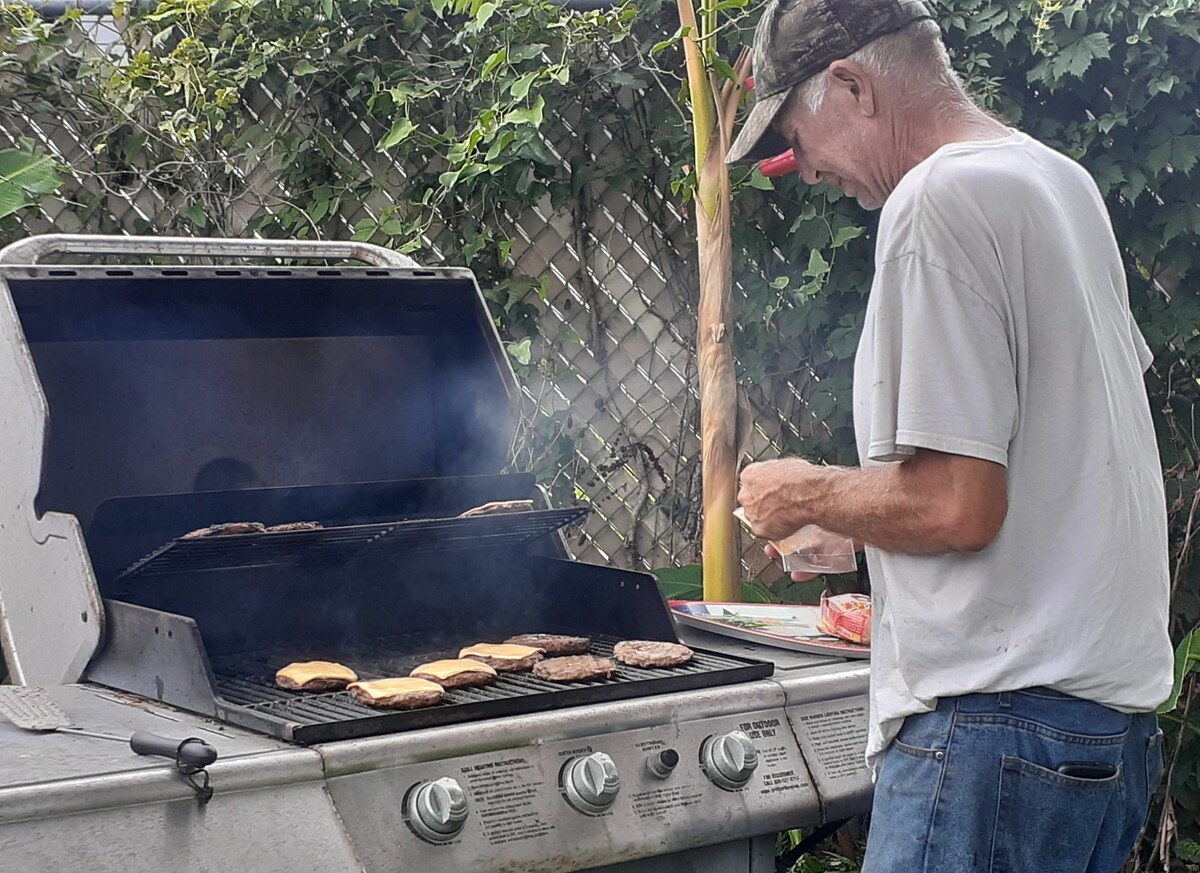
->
[[0, 0, 638, 339], [777, 831, 863, 873], [1181, 839, 1200, 863], [788, 853, 861, 873], [1162, 628, 1200, 715], [651, 563, 777, 602], [0, 145, 60, 219]]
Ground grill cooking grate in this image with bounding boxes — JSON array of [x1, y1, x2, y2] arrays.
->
[[117, 507, 587, 583], [211, 634, 773, 744]]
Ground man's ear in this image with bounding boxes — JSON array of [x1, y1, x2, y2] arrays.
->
[[827, 59, 876, 117]]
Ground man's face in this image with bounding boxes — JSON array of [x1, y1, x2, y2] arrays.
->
[[772, 67, 888, 211]]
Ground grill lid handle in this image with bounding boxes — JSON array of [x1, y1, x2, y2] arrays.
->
[[0, 234, 419, 267]]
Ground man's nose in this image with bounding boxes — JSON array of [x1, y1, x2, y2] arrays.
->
[[792, 147, 819, 186]]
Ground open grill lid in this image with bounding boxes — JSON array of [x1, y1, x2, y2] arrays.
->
[[20, 265, 519, 529], [0, 236, 519, 685]]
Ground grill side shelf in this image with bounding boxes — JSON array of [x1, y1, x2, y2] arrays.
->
[[116, 507, 588, 583]]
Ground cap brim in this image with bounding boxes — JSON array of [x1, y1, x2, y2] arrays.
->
[[726, 89, 792, 164]]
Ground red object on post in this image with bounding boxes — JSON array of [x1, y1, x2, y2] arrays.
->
[[758, 150, 798, 177]]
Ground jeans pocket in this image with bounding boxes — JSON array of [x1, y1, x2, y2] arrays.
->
[[991, 756, 1121, 873], [891, 737, 946, 760], [894, 708, 950, 756]]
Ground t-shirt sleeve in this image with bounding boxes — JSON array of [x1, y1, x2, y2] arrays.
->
[[862, 252, 1018, 466]]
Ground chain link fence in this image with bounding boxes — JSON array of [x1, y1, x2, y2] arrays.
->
[[0, 10, 805, 579]]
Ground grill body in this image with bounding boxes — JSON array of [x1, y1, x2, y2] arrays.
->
[[0, 236, 873, 873]]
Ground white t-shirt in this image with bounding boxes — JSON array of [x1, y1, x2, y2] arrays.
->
[[853, 131, 1174, 765]]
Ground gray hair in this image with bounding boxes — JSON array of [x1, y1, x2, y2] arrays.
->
[[794, 20, 969, 113]]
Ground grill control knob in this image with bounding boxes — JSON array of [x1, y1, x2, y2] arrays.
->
[[407, 777, 470, 843], [563, 752, 621, 814], [700, 731, 759, 791], [647, 748, 680, 779]]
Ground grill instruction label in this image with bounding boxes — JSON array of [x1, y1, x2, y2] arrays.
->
[[630, 785, 705, 818], [795, 703, 869, 784], [758, 742, 806, 795], [461, 755, 555, 846]]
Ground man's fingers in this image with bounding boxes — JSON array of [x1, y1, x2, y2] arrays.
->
[[763, 543, 781, 559]]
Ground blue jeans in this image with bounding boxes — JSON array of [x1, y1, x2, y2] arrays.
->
[[861, 688, 1164, 873]]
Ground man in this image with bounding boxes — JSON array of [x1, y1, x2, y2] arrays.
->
[[727, 1, 1173, 870]]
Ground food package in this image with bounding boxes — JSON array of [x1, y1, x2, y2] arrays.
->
[[816, 592, 872, 645], [733, 508, 857, 575]]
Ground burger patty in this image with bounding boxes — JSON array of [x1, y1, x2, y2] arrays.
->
[[458, 500, 535, 518], [505, 633, 591, 656], [347, 678, 444, 710], [264, 521, 323, 533], [612, 640, 694, 668], [276, 675, 349, 692], [460, 643, 544, 672], [413, 671, 492, 689], [468, 653, 541, 672], [182, 521, 266, 539], [275, 660, 358, 692], [410, 658, 497, 689], [532, 655, 617, 683]]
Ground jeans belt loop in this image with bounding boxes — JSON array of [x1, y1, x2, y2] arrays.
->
[[998, 691, 1011, 709]]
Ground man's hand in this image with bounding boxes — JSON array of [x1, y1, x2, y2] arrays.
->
[[737, 458, 824, 540]]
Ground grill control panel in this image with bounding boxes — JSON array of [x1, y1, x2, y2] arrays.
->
[[326, 706, 824, 872]]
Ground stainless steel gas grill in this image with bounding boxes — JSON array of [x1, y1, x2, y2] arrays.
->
[[0, 235, 872, 873]]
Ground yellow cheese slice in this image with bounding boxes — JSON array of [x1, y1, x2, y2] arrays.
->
[[348, 678, 444, 700], [411, 658, 497, 679], [459, 643, 543, 660], [277, 660, 358, 685]]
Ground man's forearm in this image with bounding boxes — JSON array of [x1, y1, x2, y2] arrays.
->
[[792, 463, 977, 553], [739, 450, 1008, 555]]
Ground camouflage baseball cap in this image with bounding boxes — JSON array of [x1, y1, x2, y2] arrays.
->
[[727, 0, 936, 164]]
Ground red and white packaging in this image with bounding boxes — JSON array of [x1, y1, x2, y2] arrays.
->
[[817, 592, 872, 645]]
